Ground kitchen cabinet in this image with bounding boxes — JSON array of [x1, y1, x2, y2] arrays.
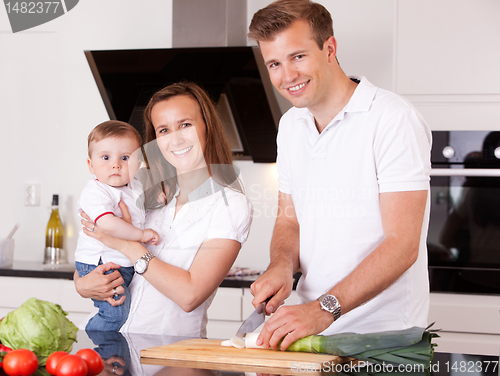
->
[[395, 0, 500, 132], [428, 293, 500, 356], [429, 293, 500, 335], [396, 1, 500, 96], [206, 287, 243, 339], [0, 276, 94, 324]]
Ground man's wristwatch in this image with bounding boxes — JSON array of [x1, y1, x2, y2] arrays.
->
[[318, 293, 342, 321], [134, 252, 155, 275]]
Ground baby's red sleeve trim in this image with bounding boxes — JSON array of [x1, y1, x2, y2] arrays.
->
[[95, 212, 114, 222]]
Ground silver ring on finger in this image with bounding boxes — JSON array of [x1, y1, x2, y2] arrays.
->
[[92, 223, 96, 232], [112, 365, 118, 374], [113, 288, 118, 297]]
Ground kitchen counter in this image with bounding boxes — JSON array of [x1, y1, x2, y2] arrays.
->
[[70, 330, 499, 376], [0, 261, 259, 288]]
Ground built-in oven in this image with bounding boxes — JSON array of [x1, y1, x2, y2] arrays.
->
[[428, 131, 500, 295]]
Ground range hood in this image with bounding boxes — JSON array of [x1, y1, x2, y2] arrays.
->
[[85, 0, 281, 163]]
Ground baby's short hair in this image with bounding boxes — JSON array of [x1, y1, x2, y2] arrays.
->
[[88, 120, 142, 157]]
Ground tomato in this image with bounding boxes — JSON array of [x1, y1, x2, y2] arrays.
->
[[0, 345, 13, 369], [45, 352, 69, 375], [75, 349, 103, 376], [2, 349, 38, 376], [55, 355, 87, 376]]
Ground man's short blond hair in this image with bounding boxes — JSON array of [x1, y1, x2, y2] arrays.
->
[[248, 0, 333, 49]]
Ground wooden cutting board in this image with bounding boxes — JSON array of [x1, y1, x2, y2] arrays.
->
[[140, 338, 353, 375]]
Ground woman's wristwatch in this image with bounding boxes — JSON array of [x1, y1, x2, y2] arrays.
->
[[134, 252, 155, 275], [318, 293, 342, 321]]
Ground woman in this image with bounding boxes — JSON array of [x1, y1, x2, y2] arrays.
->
[[75, 82, 253, 337]]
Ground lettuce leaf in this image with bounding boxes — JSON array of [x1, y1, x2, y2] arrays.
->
[[0, 298, 78, 365]]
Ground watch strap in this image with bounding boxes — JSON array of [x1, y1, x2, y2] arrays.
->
[[142, 251, 155, 263]]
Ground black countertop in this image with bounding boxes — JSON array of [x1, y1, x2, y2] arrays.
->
[[0, 261, 258, 288], [70, 330, 498, 376], [0, 261, 77, 279]]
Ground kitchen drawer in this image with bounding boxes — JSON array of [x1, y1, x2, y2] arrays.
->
[[207, 287, 243, 321], [0, 276, 94, 315], [433, 332, 500, 357], [429, 293, 500, 335], [206, 320, 242, 340]]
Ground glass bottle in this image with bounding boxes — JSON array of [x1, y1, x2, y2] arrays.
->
[[44, 194, 66, 264]]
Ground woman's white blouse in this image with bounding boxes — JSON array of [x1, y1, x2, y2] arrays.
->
[[119, 179, 253, 337]]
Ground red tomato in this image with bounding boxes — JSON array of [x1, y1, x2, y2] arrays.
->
[[75, 349, 103, 376], [0, 345, 12, 353], [2, 349, 38, 376], [0, 344, 13, 369], [55, 355, 87, 376], [45, 352, 69, 375]]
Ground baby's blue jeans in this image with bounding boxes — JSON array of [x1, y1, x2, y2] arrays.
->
[[75, 260, 134, 332]]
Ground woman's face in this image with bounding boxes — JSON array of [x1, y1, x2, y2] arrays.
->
[[151, 95, 207, 174]]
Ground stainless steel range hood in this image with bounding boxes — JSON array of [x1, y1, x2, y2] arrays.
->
[[172, 0, 248, 48], [85, 0, 281, 162]]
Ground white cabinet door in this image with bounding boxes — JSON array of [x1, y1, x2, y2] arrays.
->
[[429, 293, 500, 335], [206, 320, 243, 340], [0, 277, 94, 326], [397, 0, 500, 95], [206, 287, 243, 339], [207, 287, 242, 321]]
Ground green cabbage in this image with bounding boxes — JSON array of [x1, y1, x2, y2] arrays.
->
[[0, 298, 78, 365]]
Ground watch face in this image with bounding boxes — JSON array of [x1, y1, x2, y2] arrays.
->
[[322, 295, 338, 310], [135, 259, 147, 274]]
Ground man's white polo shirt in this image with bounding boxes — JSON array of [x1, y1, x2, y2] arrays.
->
[[276, 76, 432, 334]]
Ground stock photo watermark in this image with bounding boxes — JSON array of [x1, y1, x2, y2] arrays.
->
[[291, 359, 499, 374], [3, 0, 78, 33], [247, 184, 375, 219]]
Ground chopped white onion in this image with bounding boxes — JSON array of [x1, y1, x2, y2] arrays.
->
[[220, 333, 265, 349], [221, 336, 245, 348]]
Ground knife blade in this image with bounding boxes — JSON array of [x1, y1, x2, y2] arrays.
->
[[235, 302, 266, 338]]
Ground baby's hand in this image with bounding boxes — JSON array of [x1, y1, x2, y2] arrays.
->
[[142, 228, 160, 245]]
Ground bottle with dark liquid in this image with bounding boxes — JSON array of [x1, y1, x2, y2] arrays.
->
[[44, 194, 67, 264]]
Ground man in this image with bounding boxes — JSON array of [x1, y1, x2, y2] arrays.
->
[[248, 0, 432, 351]]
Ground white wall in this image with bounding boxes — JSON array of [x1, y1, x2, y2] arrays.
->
[[0, 0, 173, 262], [1, 1, 499, 270]]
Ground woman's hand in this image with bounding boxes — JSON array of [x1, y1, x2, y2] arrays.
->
[[74, 263, 126, 306]]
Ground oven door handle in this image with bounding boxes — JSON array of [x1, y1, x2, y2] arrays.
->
[[431, 168, 500, 177]]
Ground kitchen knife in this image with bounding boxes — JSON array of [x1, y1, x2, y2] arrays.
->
[[235, 302, 266, 338]]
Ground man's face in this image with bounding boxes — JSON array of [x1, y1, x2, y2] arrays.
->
[[259, 19, 335, 112]]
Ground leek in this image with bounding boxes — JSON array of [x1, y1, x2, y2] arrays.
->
[[284, 324, 438, 369]]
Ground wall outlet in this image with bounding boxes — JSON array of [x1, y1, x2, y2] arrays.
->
[[25, 184, 41, 206]]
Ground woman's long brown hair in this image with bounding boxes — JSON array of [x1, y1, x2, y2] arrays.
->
[[141, 81, 243, 209]]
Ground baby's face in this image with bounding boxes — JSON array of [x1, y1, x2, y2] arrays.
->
[[87, 136, 141, 187]]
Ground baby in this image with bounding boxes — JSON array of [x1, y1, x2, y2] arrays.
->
[[75, 120, 159, 331]]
